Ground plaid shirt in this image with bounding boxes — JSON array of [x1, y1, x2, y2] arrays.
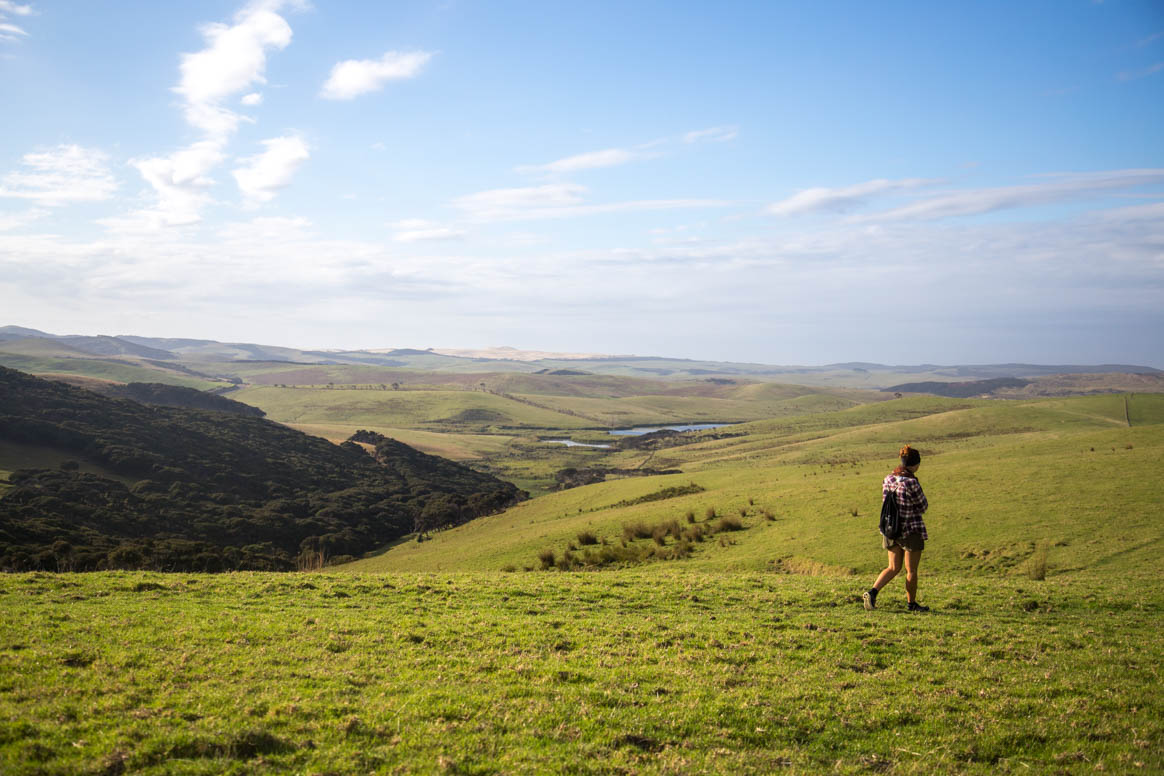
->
[[883, 473, 928, 540]]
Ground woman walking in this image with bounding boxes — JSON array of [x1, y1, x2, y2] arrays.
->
[[863, 445, 929, 612]]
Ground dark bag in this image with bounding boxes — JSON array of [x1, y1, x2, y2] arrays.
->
[[879, 487, 902, 539]]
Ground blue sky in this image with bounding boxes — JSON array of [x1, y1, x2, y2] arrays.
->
[[1, 0, 1162, 365]]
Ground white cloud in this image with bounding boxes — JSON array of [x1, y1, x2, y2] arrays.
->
[[0, 22, 28, 40], [857, 169, 1164, 222], [232, 134, 310, 205], [454, 183, 586, 218], [117, 1, 302, 228], [5, 191, 1163, 364], [175, 6, 293, 136], [0, 207, 46, 230], [217, 215, 312, 242], [320, 51, 433, 100], [0, 1, 33, 42], [517, 148, 641, 175], [768, 178, 936, 216], [0, 145, 117, 205], [453, 183, 729, 223], [683, 126, 738, 144], [390, 219, 464, 243]]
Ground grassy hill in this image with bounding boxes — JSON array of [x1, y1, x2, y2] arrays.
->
[[0, 351, 218, 388], [343, 394, 1164, 579]]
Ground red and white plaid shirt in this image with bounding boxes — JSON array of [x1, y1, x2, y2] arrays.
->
[[883, 473, 929, 540]]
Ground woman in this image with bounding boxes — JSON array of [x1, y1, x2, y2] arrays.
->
[[863, 445, 929, 612]]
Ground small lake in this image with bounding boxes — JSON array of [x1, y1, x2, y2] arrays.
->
[[544, 439, 613, 448], [608, 423, 733, 437]]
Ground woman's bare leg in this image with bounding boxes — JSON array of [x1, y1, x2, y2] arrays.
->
[[873, 547, 903, 591], [904, 549, 921, 603]]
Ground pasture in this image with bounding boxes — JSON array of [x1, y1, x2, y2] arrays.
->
[[2, 386, 1162, 774], [1, 571, 1160, 775]]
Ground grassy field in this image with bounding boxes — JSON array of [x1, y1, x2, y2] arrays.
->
[[3, 391, 1162, 774], [346, 394, 1164, 576], [231, 385, 598, 431], [229, 379, 897, 493], [1, 571, 1160, 776], [0, 353, 217, 389]]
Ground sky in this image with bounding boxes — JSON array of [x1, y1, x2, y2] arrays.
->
[[1, 0, 1162, 366]]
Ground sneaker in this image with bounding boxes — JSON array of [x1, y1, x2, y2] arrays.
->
[[863, 588, 877, 610], [907, 602, 930, 612]]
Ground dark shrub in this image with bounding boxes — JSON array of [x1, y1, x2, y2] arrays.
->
[[576, 530, 599, 546], [716, 515, 744, 532]]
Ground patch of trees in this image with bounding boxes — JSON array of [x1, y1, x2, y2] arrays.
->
[[0, 367, 525, 572], [615, 428, 743, 451], [552, 466, 684, 491], [883, 378, 1031, 398]]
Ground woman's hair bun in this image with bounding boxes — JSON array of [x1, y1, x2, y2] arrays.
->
[[899, 445, 913, 458], [899, 445, 921, 465]]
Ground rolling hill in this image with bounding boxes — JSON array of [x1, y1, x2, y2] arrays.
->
[[342, 392, 1164, 578], [2, 325, 1157, 389]]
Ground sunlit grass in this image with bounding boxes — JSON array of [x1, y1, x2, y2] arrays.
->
[[1, 571, 1160, 775]]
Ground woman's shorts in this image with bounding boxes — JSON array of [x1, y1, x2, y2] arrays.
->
[[882, 532, 924, 552]]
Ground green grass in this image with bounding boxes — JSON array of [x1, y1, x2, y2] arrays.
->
[[346, 394, 1164, 576], [231, 385, 596, 430], [3, 393, 1163, 773], [0, 353, 216, 389], [283, 423, 516, 461], [0, 571, 1160, 775]]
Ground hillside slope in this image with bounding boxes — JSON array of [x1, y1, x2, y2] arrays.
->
[[343, 393, 1164, 578], [0, 367, 524, 571]]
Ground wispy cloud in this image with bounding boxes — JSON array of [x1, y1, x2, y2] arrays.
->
[[232, 135, 310, 206], [0, 145, 117, 205], [856, 169, 1164, 222], [518, 126, 737, 176], [390, 219, 465, 243], [453, 183, 728, 223], [320, 51, 433, 100], [0, 207, 46, 231], [683, 126, 738, 144], [767, 178, 936, 216], [1117, 62, 1164, 82], [1131, 30, 1163, 49], [0, 1, 33, 43], [516, 148, 646, 175]]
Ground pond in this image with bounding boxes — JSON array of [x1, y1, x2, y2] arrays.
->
[[544, 439, 613, 449], [607, 423, 733, 436]]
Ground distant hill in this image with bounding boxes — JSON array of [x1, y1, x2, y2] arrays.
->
[[887, 373, 1164, 398], [0, 325, 56, 340], [0, 367, 524, 571], [56, 335, 177, 360], [2, 325, 1159, 389]]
